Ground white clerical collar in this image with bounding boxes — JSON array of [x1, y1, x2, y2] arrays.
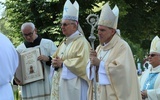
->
[[103, 43, 109, 46], [65, 30, 82, 45], [150, 65, 160, 73], [68, 30, 79, 38]]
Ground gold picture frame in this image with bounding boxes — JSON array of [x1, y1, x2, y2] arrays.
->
[[15, 47, 44, 85]]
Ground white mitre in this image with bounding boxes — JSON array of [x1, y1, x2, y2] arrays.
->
[[98, 2, 119, 29], [62, 0, 79, 21], [150, 36, 160, 53], [73, 1, 84, 34]]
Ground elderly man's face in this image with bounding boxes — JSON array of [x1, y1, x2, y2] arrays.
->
[[61, 19, 76, 37], [148, 52, 160, 67], [21, 26, 36, 43], [97, 25, 115, 44]]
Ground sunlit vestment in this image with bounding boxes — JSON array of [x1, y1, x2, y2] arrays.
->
[[139, 65, 160, 100], [17, 37, 57, 100], [0, 33, 19, 100], [50, 30, 91, 100], [87, 33, 142, 100]]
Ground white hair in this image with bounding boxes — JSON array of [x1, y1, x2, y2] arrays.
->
[[21, 22, 35, 31]]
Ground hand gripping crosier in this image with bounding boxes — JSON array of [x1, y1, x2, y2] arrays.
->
[[86, 14, 99, 100]]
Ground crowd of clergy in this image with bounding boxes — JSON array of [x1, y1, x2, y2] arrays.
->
[[1, 0, 160, 100]]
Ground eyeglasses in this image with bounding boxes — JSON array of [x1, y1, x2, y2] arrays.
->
[[22, 32, 33, 37], [148, 54, 160, 57], [60, 23, 74, 27]]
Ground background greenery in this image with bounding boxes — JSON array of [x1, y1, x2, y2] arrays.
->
[[0, 0, 160, 68], [0, 0, 159, 99]]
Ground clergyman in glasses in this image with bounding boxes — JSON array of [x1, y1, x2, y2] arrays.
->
[[50, 0, 91, 100], [139, 36, 160, 100], [14, 22, 57, 100]]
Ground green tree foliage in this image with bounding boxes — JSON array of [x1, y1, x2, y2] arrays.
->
[[1, 0, 160, 64], [2, 0, 100, 46], [121, 0, 160, 49]]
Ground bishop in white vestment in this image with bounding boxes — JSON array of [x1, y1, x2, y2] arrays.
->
[[50, 1, 91, 100], [87, 2, 142, 100], [139, 36, 160, 100]]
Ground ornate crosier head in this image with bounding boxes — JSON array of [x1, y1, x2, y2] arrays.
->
[[86, 14, 99, 49]]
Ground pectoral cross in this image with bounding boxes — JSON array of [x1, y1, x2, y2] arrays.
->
[[146, 83, 150, 89]]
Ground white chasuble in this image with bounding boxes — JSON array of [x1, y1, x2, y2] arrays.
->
[[51, 31, 91, 100], [88, 34, 142, 100]]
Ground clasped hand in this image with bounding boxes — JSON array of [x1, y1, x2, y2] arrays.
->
[[38, 55, 49, 62], [51, 56, 63, 68], [90, 49, 100, 67], [141, 90, 148, 99], [14, 77, 23, 86]]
